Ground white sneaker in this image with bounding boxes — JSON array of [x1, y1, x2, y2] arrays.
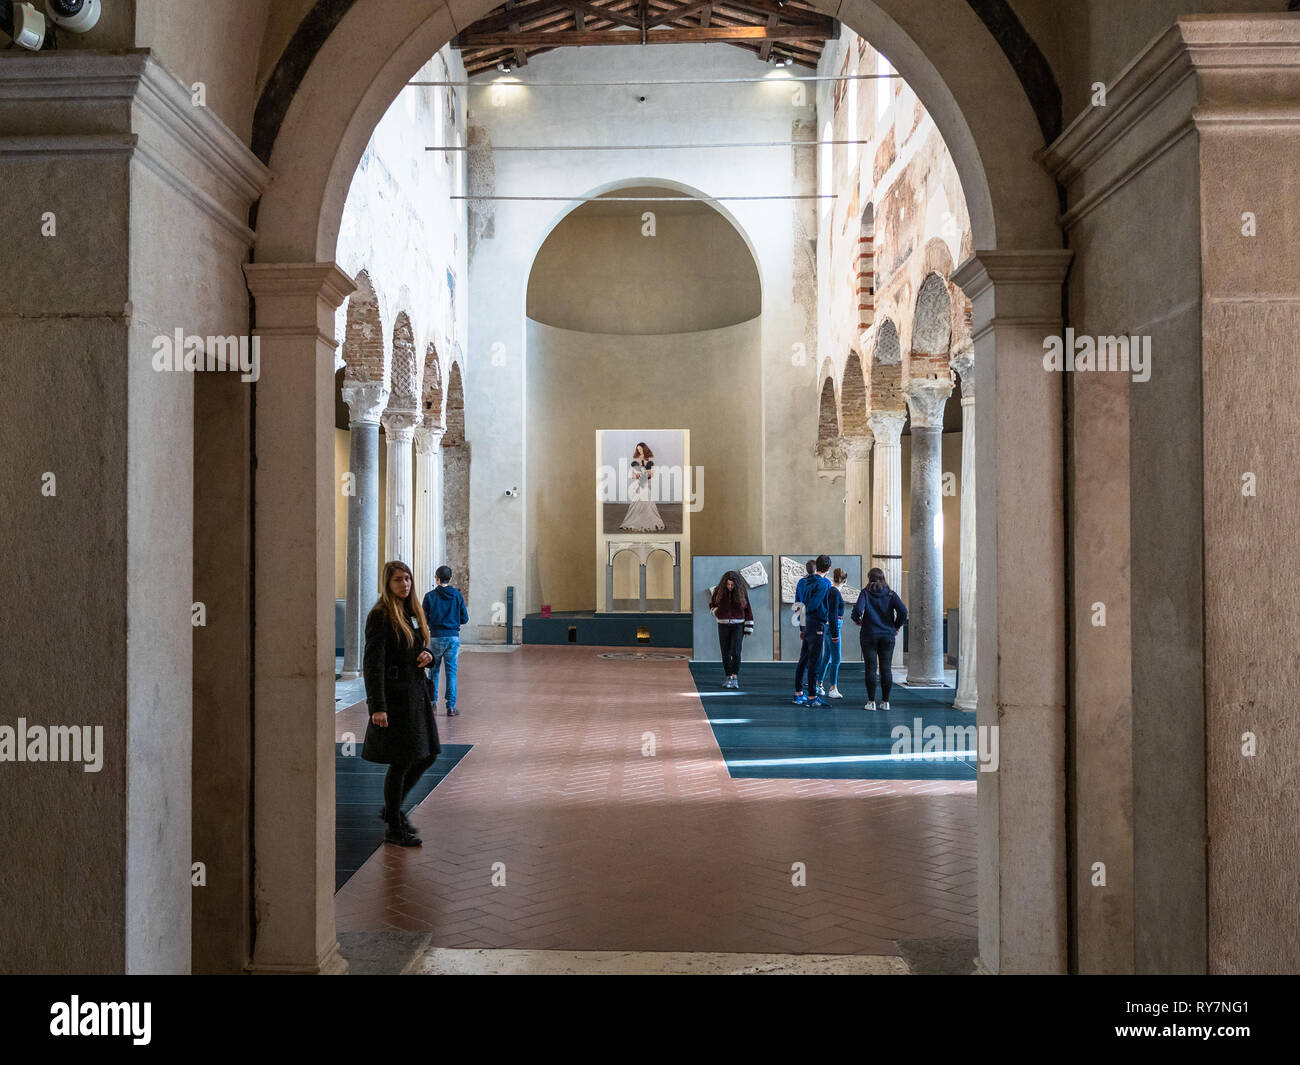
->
[[828, 687, 843, 699], [880, 700, 890, 711], [816, 685, 826, 696], [864, 701, 876, 711]]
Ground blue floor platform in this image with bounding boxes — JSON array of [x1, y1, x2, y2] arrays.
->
[[688, 661, 979, 781], [335, 742, 472, 890]]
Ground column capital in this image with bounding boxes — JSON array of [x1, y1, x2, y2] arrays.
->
[[340, 379, 388, 426], [904, 379, 954, 429], [243, 261, 357, 310], [950, 339, 975, 398], [381, 407, 419, 441], [414, 424, 446, 454], [840, 434, 874, 461], [866, 409, 907, 446]]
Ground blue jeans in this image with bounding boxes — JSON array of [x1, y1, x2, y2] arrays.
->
[[427, 635, 460, 709], [820, 630, 842, 688]]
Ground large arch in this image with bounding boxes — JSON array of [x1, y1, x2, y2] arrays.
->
[[242, 0, 1071, 976], [252, 0, 1060, 264]]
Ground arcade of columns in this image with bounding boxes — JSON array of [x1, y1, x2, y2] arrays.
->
[[339, 293, 451, 680], [827, 270, 977, 709]]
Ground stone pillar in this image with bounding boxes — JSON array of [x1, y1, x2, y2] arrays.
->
[[951, 345, 978, 711], [952, 249, 1072, 975], [243, 261, 355, 975], [382, 408, 418, 566], [903, 380, 952, 686], [867, 410, 906, 670], [841, 434, 873, 561], [340, 381, 387, 680], [413, 422, 446, 596]]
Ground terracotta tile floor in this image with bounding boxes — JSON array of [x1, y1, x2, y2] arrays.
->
[[334, 645, 977, 954]]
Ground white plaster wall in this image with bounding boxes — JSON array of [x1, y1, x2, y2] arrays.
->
[[335, 48, 469, 410], [816, 26, 972, 380], [467, 43, 834, 633]]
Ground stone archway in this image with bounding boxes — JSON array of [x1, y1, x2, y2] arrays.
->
[[239, 0, 1071, 975]]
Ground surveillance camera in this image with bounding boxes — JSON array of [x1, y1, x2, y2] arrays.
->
[[504, 486, 519, 498], [45, 0, 101, 33], [10, 3, 47, 50]]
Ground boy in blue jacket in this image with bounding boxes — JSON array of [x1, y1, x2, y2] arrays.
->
[[793, 555, 838, 707], [422, 565, 469, 716]]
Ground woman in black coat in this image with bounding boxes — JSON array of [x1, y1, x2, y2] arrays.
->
[[363, 559, 442, 846]]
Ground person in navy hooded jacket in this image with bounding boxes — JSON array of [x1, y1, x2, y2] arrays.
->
[[793, 555, 838, 707], [422, 565, 469, 716], [850, 567, 908, 711]]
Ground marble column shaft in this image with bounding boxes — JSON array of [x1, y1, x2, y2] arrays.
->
[[867, 410, 906, 669], [382, 408, 418, 566], [340, 381, 387, 679], [952, 347, 978, 711], [842, 434, 873, 560], [904, 380, 953, 686], [414, 423, 446, 596]]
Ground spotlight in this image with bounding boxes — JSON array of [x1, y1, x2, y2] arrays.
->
[[497, 59, 513, 73]]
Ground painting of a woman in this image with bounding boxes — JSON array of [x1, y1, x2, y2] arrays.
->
[[620, 441, 665, 532]]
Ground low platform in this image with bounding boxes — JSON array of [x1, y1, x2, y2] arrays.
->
[[523, 610, 692, 646]]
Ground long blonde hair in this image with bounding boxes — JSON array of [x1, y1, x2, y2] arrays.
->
[[376, 559, 430, 647]]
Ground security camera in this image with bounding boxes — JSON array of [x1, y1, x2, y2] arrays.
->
[[9, 3, 47, 50], [45, 0, 100, 32], [504, 486, 519, 498]]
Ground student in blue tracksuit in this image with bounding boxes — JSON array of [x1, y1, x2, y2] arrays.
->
[[850, 567, 908, 711], [793, 555, 838, 707], [421, 565, 469, 716]]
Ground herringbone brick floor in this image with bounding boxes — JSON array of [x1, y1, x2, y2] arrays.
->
[[334, 645, 977, 954]]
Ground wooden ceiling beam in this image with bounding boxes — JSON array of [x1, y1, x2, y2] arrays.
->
[[569, 1, 642, 30], [457, 25, 834, 47]]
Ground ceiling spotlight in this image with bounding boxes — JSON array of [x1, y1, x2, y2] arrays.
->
[[497, 59, 513, 73]]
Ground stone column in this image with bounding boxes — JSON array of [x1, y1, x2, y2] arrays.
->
[[952, 249, 1072, 976], [381, 408, 418, 566], [413, 422, 446, 596], [903, 380, 952, 686], [244, 261, 356, 975], [951, 344, 978, 711], [340, 380, 387, 680], [841, 434, 874, 561], [867, 410, 906, 670]]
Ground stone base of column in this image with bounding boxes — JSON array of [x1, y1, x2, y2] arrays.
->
[[340, 670, 360, 681], [247, 940, 349, 975]]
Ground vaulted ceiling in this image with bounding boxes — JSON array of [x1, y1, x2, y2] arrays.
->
[[454, 0, 839, 76]]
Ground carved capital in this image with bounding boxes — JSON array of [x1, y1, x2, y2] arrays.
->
[[414, 424, 446, 455], [866, 409, 907, 447], [381, 406, 419, 442], [950, 338, 975, 399], [340, 379, 389, 426], [904, 380, 953, 429], [841, 434, 875, 461]]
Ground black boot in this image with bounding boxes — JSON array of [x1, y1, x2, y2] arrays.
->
[[379, 807, 416, 835]]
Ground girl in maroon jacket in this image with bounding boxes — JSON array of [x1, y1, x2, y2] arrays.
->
[[709, 571, 754, 689]]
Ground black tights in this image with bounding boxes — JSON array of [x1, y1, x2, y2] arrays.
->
[[383, 754, 437, 825]]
